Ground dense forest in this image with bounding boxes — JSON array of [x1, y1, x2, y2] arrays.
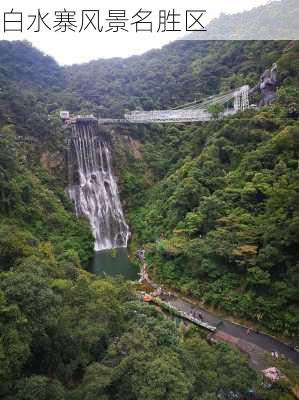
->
[[113, 41, 299, 338], [186, 0, 299, 40], [0, 87, 261, 399], [0, 127, 280, 400], [0, 1, 299, 397]]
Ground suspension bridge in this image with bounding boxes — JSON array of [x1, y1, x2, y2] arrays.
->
[[63, 84, 252, 125]]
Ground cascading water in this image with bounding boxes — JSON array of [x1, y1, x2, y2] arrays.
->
[[67, 120, 130, 251]]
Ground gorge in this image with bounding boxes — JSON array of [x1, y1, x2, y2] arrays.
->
[[0, 7, 298, 397]]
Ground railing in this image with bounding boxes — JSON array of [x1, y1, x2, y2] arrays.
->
[[16, 135, 38, 143]]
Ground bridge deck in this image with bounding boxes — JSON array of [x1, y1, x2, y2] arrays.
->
[[66, 85, 249, 125], [124, 108, 236, 123], [68, 109, 237, 125]]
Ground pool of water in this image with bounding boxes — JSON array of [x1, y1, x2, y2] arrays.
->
[[90, 247, 138, 280]]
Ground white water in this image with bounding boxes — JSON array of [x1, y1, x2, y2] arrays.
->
[[67, 121, 130, 251]]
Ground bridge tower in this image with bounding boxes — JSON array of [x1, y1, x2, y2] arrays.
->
[[234, 85, 250, 111]]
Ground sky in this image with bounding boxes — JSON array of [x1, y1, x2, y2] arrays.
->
[[0, 0, 271, 65]]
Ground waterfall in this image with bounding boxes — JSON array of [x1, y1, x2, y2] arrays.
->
[[67, 120, 130, 251]]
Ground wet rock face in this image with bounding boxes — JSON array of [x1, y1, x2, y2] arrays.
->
[[126, 136, 143, 160], [40, 151, 64, 173], [67, 122, 130, 251]]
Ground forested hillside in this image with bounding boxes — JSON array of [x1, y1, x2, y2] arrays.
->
[[117, 41, 299, 337], [0, 39, 290, 122], [187, 0, 299, 40], [66, 41, 287, 117], [0, 71, 264, 400], [0, 122, 271, 400], [0, 41, 66, 137]]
